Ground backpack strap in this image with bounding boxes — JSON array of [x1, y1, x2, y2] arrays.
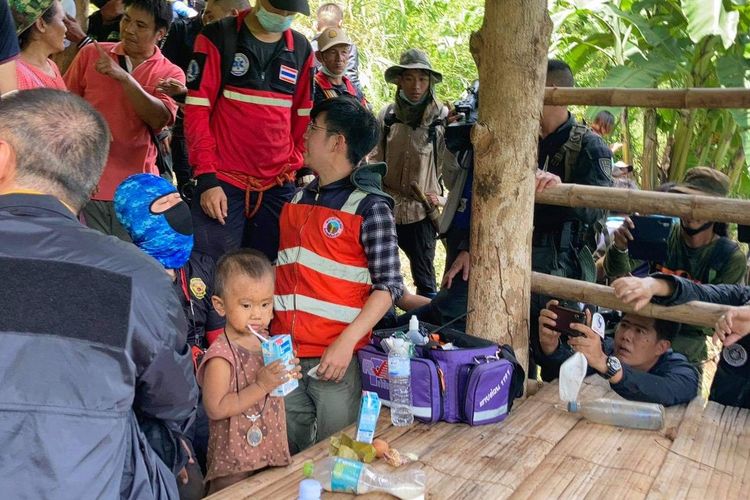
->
[[707, 236, 740, 283], [213, 16, 240, 111], [381, 104, 400, 162], [550, 123, 588, 181]]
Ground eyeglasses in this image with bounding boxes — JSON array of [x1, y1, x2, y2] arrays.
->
[[306, 122, 336, 134]]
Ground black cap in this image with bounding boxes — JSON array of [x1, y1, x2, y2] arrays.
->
[[268, 0, 310, 15]]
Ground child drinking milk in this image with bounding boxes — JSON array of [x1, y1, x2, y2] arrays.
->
[[198, 249, 301, 493]]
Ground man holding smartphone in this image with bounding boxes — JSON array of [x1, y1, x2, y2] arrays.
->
[[537, 300, 698, 406], [602, 167, 746, 367]]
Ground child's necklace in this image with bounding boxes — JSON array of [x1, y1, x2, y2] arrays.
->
[[224, 330, 269, 447]]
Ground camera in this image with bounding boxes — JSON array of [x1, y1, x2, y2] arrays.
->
[[454, 80, 479, 121], [445, 80, 479, 154]]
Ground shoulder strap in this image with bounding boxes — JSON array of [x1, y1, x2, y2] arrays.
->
[[562, 124, 587, 182], [382, 104, 399, 161], [707, 237, 741, 283], [214, 16, 240, 108], [427, 106, 448, 194]]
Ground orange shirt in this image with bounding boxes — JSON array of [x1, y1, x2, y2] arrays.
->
[[64, 42, 183, 201]]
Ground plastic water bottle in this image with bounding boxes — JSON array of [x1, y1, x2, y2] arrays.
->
[[304, 457, 425, 500], [567, 398, 665, 430], [389, 338, 414, 426], [297, 478, 322, 500], [406, 315, 426, 345]]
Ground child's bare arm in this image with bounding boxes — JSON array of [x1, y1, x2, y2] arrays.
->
[[201, 358, 286, 420]]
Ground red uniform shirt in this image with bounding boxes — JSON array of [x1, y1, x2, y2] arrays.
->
[[64, 43, 182, 201], [184, 11, 314, 188]]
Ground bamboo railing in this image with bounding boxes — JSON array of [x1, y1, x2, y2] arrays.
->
[[535, 184, 750, 225], [544, 87, 750, 109], [531, 273, 730, 328]]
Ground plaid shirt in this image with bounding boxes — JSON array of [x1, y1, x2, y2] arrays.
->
[[361, 200, 404, 304]]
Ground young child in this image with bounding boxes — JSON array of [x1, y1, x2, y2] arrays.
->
[[198, 249, 301, 493]]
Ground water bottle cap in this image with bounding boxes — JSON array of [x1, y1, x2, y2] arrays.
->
[[302, 460, 314, 478], [409, 315, 419, 331], [567, 401, 578, 413], [298, 478, 322, 499]]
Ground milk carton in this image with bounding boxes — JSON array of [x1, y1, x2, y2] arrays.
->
[[355, 391, 381, 444], [260, 334, 298, 397]]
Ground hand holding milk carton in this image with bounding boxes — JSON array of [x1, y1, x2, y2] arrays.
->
[[250, 326, 299, 397]]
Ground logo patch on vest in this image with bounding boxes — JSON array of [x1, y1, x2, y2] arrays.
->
[[323, 217, 344, 238], [186, 59, 200, 83], [723, 344, 747, 368], [231, 53, 250, 77], [189, 277, 207, 300], [279, 65, 298, 84]]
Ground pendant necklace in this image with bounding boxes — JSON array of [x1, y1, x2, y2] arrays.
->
[[225, 330, 269, 448]]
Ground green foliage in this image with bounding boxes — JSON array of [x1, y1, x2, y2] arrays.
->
[[551, 0, 750, 196], [296, 1, 485, 112]]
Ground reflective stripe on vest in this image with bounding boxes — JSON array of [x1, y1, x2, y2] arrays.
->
[[277, 246, 371, 285], [274, 293, 361, 324]]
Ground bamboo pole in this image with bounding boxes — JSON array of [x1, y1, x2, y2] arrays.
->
[[544, 87, 750, 109], [531, 272, 731, 328], [535, 184, 750, 225]]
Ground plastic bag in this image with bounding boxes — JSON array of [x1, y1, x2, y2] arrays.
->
[[559, 352, 588, 402]]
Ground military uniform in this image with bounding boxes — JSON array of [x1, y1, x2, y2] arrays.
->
[[532, 113, 613, 380]]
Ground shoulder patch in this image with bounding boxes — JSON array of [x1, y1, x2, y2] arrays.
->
[[599, 157, 613, 182], [189, 277, 207, 299], [186, 53, 206, 90], [231, 53, 250, 77]]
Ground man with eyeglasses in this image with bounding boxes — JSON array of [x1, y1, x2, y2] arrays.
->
[[270, 96, 403, 453], [536, 300, 698, 406]]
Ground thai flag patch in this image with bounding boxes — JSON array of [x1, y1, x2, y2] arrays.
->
[[279, 65, 298, 84]]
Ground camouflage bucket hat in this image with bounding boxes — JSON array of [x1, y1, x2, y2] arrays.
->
[[10, 0, 55, 36], [384, 48, 443, 84], [670, 166, 730, 198]]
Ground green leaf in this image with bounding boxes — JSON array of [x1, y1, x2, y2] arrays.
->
[[682, 0, 740, 48]]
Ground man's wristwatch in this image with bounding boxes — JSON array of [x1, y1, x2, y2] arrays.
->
[[600, 356, 622, 380]]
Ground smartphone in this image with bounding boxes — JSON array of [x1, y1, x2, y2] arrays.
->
[[549, 304, 586, 338], [628, 215, 673, 263]]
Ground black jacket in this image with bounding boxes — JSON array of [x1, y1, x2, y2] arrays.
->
[[652, 273, 750, 408], [539, 335, 699, 406], [0, 194, 198, 499]]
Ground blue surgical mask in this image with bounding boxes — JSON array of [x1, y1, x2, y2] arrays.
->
[[257, 6, 295, 33]]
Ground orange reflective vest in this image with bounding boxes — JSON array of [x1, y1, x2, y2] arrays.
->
[[271, 188, 373, 357]]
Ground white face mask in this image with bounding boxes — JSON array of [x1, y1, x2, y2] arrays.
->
[[319, 65, 344, 78], [399, 89, 429, 105]]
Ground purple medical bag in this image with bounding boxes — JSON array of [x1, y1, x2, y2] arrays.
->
[[357, 323, 524, 426]]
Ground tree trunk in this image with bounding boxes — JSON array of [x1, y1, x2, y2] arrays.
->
[[467, 0, 551, 387], [641, 108, 658, 190]]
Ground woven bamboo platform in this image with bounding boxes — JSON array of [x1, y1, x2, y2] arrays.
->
[[206, 376, 750, 499]]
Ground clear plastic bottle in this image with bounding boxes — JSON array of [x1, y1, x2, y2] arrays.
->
[[303, 457, 425, 500], [407, 315, 426, 345], [389, 338, 414, 426], [568, 398, 665, 430]]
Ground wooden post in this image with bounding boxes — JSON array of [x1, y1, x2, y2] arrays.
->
[[467, 1, 551, 382], [531, 272, 731, 328]]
